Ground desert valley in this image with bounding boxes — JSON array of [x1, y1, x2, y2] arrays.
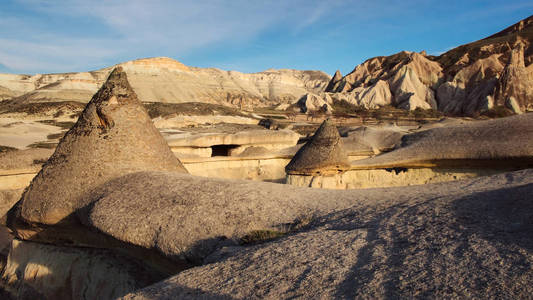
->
[[0, 9, 532, 300]]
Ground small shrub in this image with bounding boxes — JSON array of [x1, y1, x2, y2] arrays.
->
[[47, 133, 65, 140], [240, 230, 286, 245], [410, 107, 442, 119], [33, 159, 48, 165], [0, 145, 17, 153], [28, 142, 57, 149], [331, 99, 362, 115], [481, 106, 514, 118]]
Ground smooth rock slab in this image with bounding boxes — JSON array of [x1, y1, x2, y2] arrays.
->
[[121, 169, 533, 299]]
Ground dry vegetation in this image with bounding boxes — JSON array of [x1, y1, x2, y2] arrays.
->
[[240, 230, 286, 245], [0, 100, 84, 116], [143, 102, 248, 118]]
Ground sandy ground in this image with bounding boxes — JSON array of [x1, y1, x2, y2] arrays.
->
[[0, 117, 65, 149]]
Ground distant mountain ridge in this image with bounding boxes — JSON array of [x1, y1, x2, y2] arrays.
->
[[325, 15, 533, 116], [0, 57, 330, 109]]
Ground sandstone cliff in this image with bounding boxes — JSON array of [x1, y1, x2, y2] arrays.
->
[[0, 57, 330, 110], [324, 15, 533, 116]]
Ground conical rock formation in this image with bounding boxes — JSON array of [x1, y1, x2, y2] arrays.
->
[[286, 119, 350, 175], [11, 67, 187, 226]]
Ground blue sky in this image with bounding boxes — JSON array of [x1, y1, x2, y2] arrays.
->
[[0, 0, 531, 76]]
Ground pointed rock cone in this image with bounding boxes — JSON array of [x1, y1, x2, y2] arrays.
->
[[12, 67, 188, 226], [286, 119, 351, 175], [325, 70, 343, 92]]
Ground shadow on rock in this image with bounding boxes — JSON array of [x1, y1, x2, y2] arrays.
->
[[452, 183, 533, 251]]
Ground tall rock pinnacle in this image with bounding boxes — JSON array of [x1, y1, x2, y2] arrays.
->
[[325, 70, 343, 92], [493, 41, 532, 113]]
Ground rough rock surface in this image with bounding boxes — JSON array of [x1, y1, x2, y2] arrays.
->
[[77, 171, 356, 264], [1, 239, 161, 300], [351, 113, 533, 169], [325, 15, 533, 115], [0, 57, 330, 110], [324, 70, 342, 92], [121, 169, 533, 299], [0, 189, 23, 224], [0, 149, 53, 171], [436, 54, 503, 115], [9, 67, 187, 227], [166, 129, 299, 148], [286, 119, 350, 175], [167, 129, 300, 158], [326, 51, 442, 110], [296, 93, 332, 114], [494, 41, 533, 113], [342, 125, 407, 154]]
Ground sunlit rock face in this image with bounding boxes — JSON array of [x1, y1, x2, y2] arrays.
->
[[494, 41, 533, 113], [120, 169, 533, 300], [0, 57, 330, 109], [324, 15, 533, 115], [288, 114, 533, 190], [1, 239, 159, 300]]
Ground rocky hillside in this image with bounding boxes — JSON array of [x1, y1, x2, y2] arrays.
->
[[323, 15, 533, 116], [0, 57, 330, 110]]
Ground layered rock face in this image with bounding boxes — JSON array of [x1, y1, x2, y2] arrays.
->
[[323, 15, 533, 115], [0, 57, 330, 110]]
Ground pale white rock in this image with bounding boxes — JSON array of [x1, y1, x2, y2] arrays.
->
[[389, 66, 436, 110], [0, 57, 330, 109], [296, 93, 332, 114], [506, 96, 523, 114]]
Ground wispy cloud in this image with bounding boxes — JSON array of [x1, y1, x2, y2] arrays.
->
[[4, 0, 357, 73], [1, 0, 531, 74]]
